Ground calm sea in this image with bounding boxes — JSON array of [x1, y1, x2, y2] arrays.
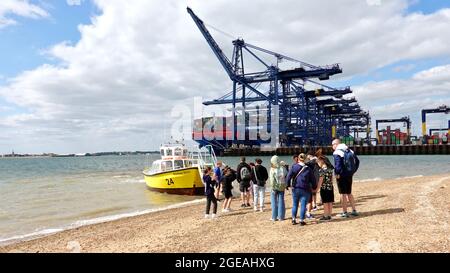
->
[[0, 154, 449, 244]]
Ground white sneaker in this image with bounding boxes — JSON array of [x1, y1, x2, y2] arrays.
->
[[260, 207, 264, 212], [211, 214, 217, 219], [254, 206, 258, 211], [205, 214, 210, 219]]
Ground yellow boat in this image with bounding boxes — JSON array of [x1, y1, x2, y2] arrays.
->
[[143, 143, 216, 195]]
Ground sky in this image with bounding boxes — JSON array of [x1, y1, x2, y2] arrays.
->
[[0, 0, 450, 154]]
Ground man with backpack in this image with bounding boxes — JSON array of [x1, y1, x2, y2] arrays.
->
[[237, 157, 252, 208], [332, 139, 360, 218]]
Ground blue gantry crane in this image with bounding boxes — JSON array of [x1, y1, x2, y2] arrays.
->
[[421, 105, 449, 137], [187, 7, 370, 150]]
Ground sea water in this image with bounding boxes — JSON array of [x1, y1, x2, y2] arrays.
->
[[0, 154, 449, 244]]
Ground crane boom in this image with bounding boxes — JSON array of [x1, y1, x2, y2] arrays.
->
[[187, 7, 235, 80]]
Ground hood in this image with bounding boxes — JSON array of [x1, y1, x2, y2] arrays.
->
[[333, 143, 348, 157], [270, 155, 280, 168]]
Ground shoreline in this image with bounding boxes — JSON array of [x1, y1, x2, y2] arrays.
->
[[1, 173, 449, 253], [0, 173, 431, 245]]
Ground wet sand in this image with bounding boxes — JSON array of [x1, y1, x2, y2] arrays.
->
[[1, 174, 449, 253]]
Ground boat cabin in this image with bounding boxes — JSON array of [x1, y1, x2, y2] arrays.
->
[[160, 144, 189, 160], [150, 159, 198, 173]]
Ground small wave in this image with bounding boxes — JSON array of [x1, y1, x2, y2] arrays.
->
[[395, 175, 424, 180], [355, 177, 383, 183], [112, 175, 131, 178], [118, 178, 146, 184], [71, 199, 205, 227], [0, 228, 64, 246], [0, 199, 205, 246]]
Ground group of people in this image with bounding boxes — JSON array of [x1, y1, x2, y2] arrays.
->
[[202, 138, 360, 226]]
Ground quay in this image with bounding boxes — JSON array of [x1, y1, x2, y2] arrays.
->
[[222, 144, 450, 156]]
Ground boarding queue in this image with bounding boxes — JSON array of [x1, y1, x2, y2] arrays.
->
[[202, 139, 360, 225]]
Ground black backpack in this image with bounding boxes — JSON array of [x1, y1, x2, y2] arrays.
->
[[343, 149, 357, 174]]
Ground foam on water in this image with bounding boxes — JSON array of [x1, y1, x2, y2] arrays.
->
[[395, 175, 424, 179], [356, 177, 383, 182]]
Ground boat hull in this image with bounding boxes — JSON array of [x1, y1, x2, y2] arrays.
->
[[144, 167, 205, 196]]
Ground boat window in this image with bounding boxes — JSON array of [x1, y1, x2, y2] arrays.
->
[[183, 149, 188, 156], [174, 147, 183, 156], [161, 160, 173, 171], [151, 162, 161, 173], [166, 149, 173, 156], [174, 160, 184, 170], [160, 149, 165, 156], [184, 160, 192, 167]]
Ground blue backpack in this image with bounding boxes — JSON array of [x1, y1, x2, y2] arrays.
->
[[343, 149, 357, 174]]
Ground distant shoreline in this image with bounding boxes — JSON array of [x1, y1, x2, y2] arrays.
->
[[0, 152, 160, 158]]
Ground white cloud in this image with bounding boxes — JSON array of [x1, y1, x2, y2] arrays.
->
[[66, 0, 83, 6], [1, 0, 450, 153], [354, 64, 450, 135], [0, 0, 48, 28]]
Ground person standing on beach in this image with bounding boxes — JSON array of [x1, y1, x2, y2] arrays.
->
[[202, 167, 217, 219], [316, 156, 334, 221], [213, 161, 223, 201], [221, 167, 234, 212], [269, 155, 287, 221], [253, 158, 269, 212], [280, 161, 289, 173], [306, 152, 320, 217], [286, 153, 317, 226], [237, 157, 252, 208], [291, 154, 299, 167], [332, 139, 360, 218], [249, 162, 256, 207]]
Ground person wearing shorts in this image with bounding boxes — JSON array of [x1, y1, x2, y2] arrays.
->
[[221, 167, 234, 212], [316, 156, 334, 220], [337, 175, 352, 194], [237, 157, 252, 208], [332, 139, 360, 218]]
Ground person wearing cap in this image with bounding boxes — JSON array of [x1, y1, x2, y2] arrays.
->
[[286, 153, 317, 226]]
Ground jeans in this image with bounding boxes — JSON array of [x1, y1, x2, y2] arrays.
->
[[205, 194, 217, 214], [291, 188, 311, 221], [253, 184, 265, 208], [271, 190, 285, 220]]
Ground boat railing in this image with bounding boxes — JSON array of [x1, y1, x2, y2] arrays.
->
[[189, 145, 218, 185]]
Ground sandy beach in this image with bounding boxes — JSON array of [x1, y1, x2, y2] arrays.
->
[[1, 174, 449, 253]]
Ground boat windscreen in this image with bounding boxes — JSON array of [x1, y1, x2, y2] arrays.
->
[[161, 160, 173, 171], [174, 160, 184, 170]]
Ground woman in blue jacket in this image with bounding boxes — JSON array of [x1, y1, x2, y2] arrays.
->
[[286, 153, 317, 226]]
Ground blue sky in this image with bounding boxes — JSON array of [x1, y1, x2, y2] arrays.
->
[[407, 0, 450, 14], [0, 1, 98, 81], [0, 0, 450, 154]]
